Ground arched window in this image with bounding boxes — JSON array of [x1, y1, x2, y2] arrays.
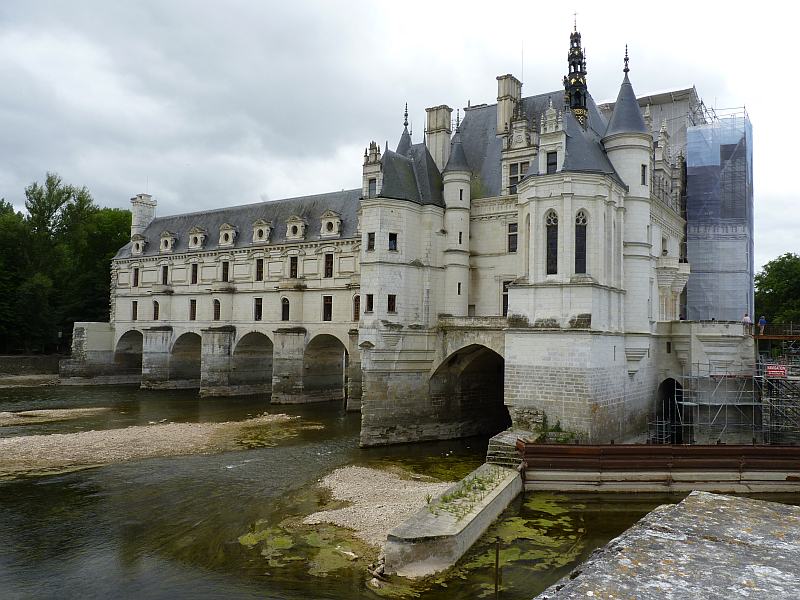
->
[[575, 211, 587, 274], [546, 211, 558, 275], [353, 295, 360, 322], [213, 299, 221, 321], [153, 300, 160, 321], [281, 298, 290, 321]]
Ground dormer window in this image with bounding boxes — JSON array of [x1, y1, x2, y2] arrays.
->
[[219, 223, 237, 247], [131, 234, 146, 256], [159, 231, 176, 254], [188, 227, 206, 251], [252, 219, 272, 244], [286, 216, 306, 241], [320, 210, 342, 239]]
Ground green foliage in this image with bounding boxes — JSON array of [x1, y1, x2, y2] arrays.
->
[[755, 253, 800, 324], [0, 173, 131, 352]]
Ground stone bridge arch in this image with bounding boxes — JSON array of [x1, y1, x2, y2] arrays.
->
[[168, 331, 202, 387], [114, 329, 143, 379], [430, 319, 506, 377], [230, 331, 274, 395]]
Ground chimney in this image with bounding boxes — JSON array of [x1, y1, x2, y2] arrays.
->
[[130, 193, 157, 239], [496, 74, 522, 135], [425, 105, 452, 172]]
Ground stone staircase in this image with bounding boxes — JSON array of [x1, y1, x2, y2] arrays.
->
[[485, 429, 529, 468]]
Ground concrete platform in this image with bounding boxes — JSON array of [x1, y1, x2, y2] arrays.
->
[[537, 491, 800, 599]]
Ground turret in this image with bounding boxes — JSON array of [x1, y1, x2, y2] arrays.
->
[[443, 125, 472, 316], [362, 141, 382, 199], [563, 25, 588, 127], [130, 193, 156, 239]]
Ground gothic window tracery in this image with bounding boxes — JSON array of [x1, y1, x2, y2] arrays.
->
[[546, 211, 558, 275], [575, 210, 587, 274]]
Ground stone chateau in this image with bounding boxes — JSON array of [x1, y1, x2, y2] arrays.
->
[[62, 29, 754, 446]]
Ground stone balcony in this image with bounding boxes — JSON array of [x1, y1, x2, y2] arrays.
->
[[210, 281, 236, 293], [437, 315, 508, 330], [655, 256, 690, 293], [150, 283, 173, 295]]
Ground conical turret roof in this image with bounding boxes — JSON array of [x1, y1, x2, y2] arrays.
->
[[444, 128, 470, 173], [605, 51, 648, 137]]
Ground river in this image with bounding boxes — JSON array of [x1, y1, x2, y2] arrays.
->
[[1, 386, 669, 599]]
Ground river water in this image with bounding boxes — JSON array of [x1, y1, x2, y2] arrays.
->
[[1, 386, 670, 599]]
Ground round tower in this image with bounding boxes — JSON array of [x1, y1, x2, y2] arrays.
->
[[442, 126, 471, 316], [130, 193, 157, 239]]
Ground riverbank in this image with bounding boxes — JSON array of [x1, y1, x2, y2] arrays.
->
[[0, 407, 112, 426], [304, 466, 452, 548], [0, 374, 59, 388], [0, 413, 315, 479]]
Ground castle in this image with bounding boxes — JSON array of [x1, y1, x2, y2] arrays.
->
[[62, 29, 754, 446]]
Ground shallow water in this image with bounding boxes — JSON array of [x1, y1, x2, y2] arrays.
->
[[0, 386, 676, 599]]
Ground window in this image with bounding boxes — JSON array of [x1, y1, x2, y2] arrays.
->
[[323, 296, 332, 321], [213, 299, 221, 321], [353, 295, 360, 321], [221, 261, 230, 282], [641, 164, 648, 186], [281, 298, 290, 321], [388, 232, 398, 251], [457, 282, 462, 295], [161, 265, 169, 285], [666, 341, 672, 354], [459, 189, 464, 201], [662, 237, 668, 256], [575, 211, 587, 274], [458, 231, 463, 245], [509, 161, 529, 193], [255, 258, 264, 281], [131, 300, 138, 321], [254, 297, 263, 321], [324, 253, 334, 278], [289, 256, 298, 278], [365, 294, 374, 313], [152, 300, 159, 320], [367, 232, 375, 251], [502, 281, 511, 317], [546, 152, 557, 174], [189, 299, 197, 321], [368, 178, 377, 198], [387, 294, 397, 314], [191, 263, 198, 284], [132, 268, 139, 287], [546, 211, 558, 275], [507, 222, 518, 253]]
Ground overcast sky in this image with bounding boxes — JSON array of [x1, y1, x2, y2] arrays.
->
[[0, 1, 793, 270]]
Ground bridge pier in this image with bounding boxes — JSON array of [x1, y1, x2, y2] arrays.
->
[[346, 328, 362, 411], [199, 326, 235, 397], [140, 327, 173, 388], [271, 327, 307, 403]]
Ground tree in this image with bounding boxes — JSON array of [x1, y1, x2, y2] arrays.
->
[[754, 253, 800, 323]]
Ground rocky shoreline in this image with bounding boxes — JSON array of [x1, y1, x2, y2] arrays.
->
[[0, 407, 112, 427]]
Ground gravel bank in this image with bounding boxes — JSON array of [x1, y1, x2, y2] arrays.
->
[[0, 374, 59, 388], [0, 407, 112, 427], [0, 413, 298, 478], [303, 466, 452, 548]]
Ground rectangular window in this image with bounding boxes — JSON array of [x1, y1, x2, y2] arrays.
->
[[353, 295, 360, 321], [546, 152, 557, 174], [666, 341, 672, 354], [161, 265, 169, 285], [132, 268, 139, 287], [131, 300, 138, 321], [388, 232, 398, 251], [457, 282, 462, 296], [254, 297, 263, 321], [502, 281, 511, 317], [509, 161, 529, 193], [189, 299, 197, 321], [289, 256, 298, 278], [255, 258, 264, 281], [153, 301, 159, 320], [323, 296, 332, 321], [365, 294, 374, 313], [507, 222, 518, 253], [367, 232, 375, 251], [368, 178, 377, 198], [458, 231, 463, 244], [661, 237, 668, 256], [459, 188, 464, 201], [641, 164, 647, 186], [387, 294, 397, 314], [191, 263, 198, 284], [324, 253, 334, 278], [221, 261, 230, 282]]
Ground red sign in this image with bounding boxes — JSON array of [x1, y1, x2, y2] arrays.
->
[[766, 365, 788, 378]]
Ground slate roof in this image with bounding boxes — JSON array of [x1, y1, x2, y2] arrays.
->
[[379, 142, 444, 207], [605, 73, 649, 136], [444, 128, 470, 173], [458, 90, 622, 197], [115, 188, 362, 259]]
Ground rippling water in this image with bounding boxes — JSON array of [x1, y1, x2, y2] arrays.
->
[[0, 386, 670, 599]]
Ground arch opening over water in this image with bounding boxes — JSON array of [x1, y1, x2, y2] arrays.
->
[[169, 332, 202, 386], [303, 334, 347, 402], [231, 332, 274, 395]]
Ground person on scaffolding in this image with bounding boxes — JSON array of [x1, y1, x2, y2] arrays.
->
[[758, 315, 767, 335], [743, 313, 752, 333]]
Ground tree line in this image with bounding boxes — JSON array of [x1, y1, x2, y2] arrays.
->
[[0, 173, 131, 353]]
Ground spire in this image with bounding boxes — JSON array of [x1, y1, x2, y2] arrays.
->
[[444, 127, 470, 174], [563, 25, 588, 127], [396, 104, 412, 155], [604, 46, 648, 137]]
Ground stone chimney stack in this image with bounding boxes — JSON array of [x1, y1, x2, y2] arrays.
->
[[425, 105, 452, 172], [496, 74, 522, 135], [130, 193, 157, 239]]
